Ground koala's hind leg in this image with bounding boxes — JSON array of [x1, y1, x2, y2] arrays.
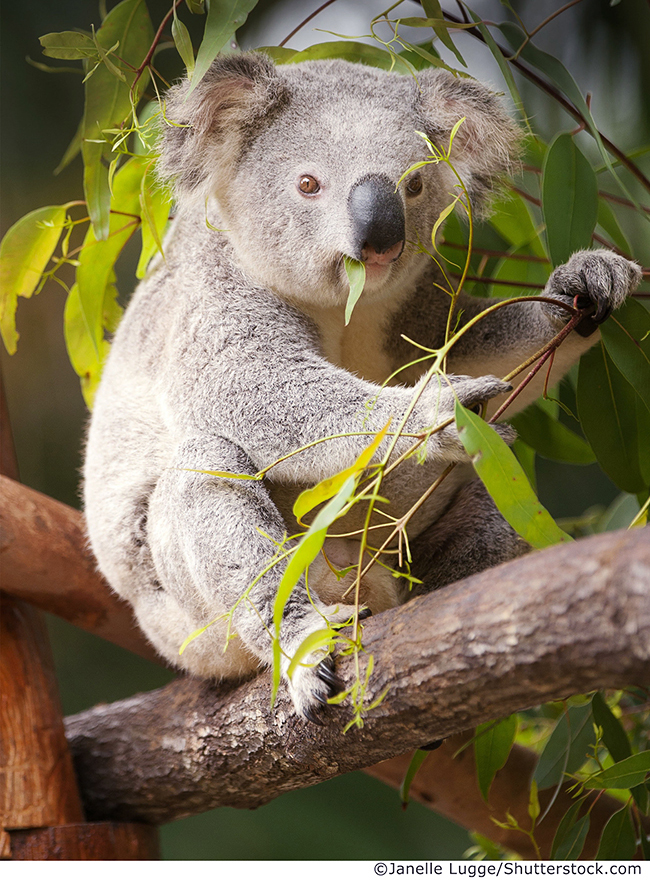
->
[[139, 436, 359, 719], [406, 480, 529, 596]]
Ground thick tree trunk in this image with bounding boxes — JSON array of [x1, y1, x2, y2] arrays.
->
[[64, 527, 650, 827]]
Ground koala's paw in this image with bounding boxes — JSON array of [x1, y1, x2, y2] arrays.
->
[[285, 604, 372, 724], [427, 375, 514, 458], [545, 250, 641, 336]]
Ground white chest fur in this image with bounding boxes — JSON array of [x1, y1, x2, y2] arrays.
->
[[301, 298, 398, 385]]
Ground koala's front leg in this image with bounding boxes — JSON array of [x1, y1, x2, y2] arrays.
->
[[449, 250, 641, 415], [142, 436, 363, 722]]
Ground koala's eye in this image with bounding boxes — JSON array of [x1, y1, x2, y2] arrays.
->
[[406, 174, 423, 196], [298, 175, 321, 196]]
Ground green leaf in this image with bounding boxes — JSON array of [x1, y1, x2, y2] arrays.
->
[[592, 693, 631, 763], [489, 191, 546, 255], [172, 10, 195, 76], [596, 806, 637, 860], [40, 31, 99, 60], [286, 628, 337, 680], [601, 299, 650, 415], [399, 749, 429, 807], [510, 403, 595, 464], [54, 118, 84, 175], [584, 751, 650, 790], [421, 0, 467, 66], [137, 166, 171, 278], [189, 0, 259, 93], [273, 475, 357, 638], [512, 438, 536, 491], [577, 342, 647, 494], [293, 422, 389, 523], [542, 133, 598, 267], [550, 802, 581, 859], [185, 0, 206, 12], [554, 813, 590, 860], [284, 41, 411, 73], [82, 0, 153, 240], [597, 199, 631, 253], [534, 703, 594, 791], [455, 402, 572, 549], [63, 283, 110, 409], [78, 158, 144, 352], [0, 205, 67, 354], [474, 714, 517, 802], [343, 256, 366, 325], [466, 7, 524, 118]]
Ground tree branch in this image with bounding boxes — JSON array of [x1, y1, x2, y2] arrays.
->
[[64, 528, 650, 826]]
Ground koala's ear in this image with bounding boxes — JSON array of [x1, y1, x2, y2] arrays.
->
[[158, 52, 287, 203], [415, 70, 523, 217]]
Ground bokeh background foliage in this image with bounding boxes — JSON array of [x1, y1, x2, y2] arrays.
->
[[1, 0, 649, 860]]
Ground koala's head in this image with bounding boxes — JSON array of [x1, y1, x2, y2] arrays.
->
[[159, 53, 520, 307]]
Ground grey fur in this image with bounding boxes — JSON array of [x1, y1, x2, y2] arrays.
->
[[84, 54, 641, 720]]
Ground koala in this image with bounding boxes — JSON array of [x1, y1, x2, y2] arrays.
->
[[83, 53, 641, 721]]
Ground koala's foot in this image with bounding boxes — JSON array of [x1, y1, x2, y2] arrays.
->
[[544, 250, 641, 336], [283, 603, 372, 724]]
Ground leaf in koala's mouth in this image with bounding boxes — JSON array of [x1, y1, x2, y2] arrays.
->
[[343, 256, 366, 326]]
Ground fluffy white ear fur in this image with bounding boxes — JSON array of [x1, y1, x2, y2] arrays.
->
[[415, 69, 522, 217], [157, 53, 288, 207]]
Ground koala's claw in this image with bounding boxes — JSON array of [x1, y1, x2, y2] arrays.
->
[[316, 655, 342, 690]]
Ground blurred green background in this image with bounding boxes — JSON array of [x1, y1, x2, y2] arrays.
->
[[2, 0, 649, 861]]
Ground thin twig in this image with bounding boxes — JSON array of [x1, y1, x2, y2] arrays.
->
[[527, 0, 586, 40], [279, 0, 340, 47], [132, 0, 184, 91]]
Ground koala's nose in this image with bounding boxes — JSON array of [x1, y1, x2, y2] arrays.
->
[[348, 174, 405, 263]]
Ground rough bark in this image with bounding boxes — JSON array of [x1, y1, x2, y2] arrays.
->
[[64, 526, 650, 826]]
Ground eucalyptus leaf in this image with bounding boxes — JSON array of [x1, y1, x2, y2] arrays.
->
[[78, 158, 145, 352], [474, 715, 517, 802], [399, 749, 429, 807], [40, 31, 98, 60], [592, 693, 648, 813], [465, 6, 524, 117], [420, 0, 467, 67], [577, 343, 647, 494], [273, 475, 357, 639], [534, 703, 594, 791], [63, 283, 110, 409], [550, 802, 581, 859], [0, 205, 67, 354], [601, 298, 650, 415], [82, 0, 153, 240], [554, 813, 590, 860], [189, 0, 259, 94], [510, 403, 595, 464], [286, 41, 410, 73], [542, 133, 598, 267], [293, 422, 388, 523], [592, 692, 631, 763], [489, 191, 546, 255], [584, 751, 650, 790], [455, 403, 572, 548], [597, 199, 631, 253], [595, 806, 637, 860], [137, 167, 171, 279], [344, 256, 366, 325], [172, 11, 195, 76]]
